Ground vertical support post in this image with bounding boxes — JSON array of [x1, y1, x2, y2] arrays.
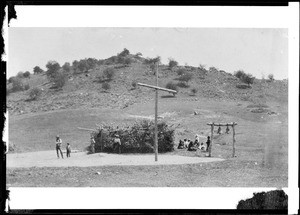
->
[[232, 123, 236, 157], [209, 123, 214, 157], [154, 62, 159, 161]]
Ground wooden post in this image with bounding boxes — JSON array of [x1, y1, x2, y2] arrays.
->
[[209, 123, 214, 157], [232, 123, 236, 157], [154, 62, 158, 161]]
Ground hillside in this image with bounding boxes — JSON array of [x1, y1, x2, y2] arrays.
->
[[6, 57, 288, 116]]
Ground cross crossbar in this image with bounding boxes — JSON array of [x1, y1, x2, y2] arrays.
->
[[207, 122, 237, 126], [137, 83, 177, 94]]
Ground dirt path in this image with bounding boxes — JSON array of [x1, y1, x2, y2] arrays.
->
[[7, 150, 224, 168]]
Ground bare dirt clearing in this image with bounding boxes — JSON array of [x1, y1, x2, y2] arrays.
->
[[7, 151, 224, 168]]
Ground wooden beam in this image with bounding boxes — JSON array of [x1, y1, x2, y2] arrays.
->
[[154, 63, 158, 162], [137, 83, 177, 94], [207, 122, 237, 126], [232, 124, 236, 157], [77, 127, 97, 132]]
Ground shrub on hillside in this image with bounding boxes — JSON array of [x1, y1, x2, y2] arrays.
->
[[23, 71, 31, 78], [234, 70, 246, 79], [11, 78, 24, 92], [62, 62, 71, 72], [24, 84, 30, 91], [103, 67, 116, 80], [168, 58, 178, 70], [243, 73, 255, 86], [52, 72, 67, 89], [144, 56, 161, 65], [268, 73, 274, 82], [177, 81, 189, 88], [46, 61, 61, 80], [33, 66, 44, 74], [89, 120, 175, 154], [118, 48, 130, 57], [131, 80, 137, 89], [209, 66, 219, 73], [166, 81, 178, 92], [178, 72, 193, 83], [17, 72, 24, 79], [102, 82, 111, 91], [28, 87, 42, 100], [176, 68, 186, 76], [191, 88, 197, 95]]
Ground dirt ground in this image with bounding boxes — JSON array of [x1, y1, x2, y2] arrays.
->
[[7, 151, 224, 168]]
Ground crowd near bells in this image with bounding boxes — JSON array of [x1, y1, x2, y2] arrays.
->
[[55, 135, 72, 159]]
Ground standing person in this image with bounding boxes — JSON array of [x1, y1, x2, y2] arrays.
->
[[66, 143, 71, 158], [206, 136, 211, 152], [114, 134, 121, 154], [90, 136, 95, 154], [56, 135, 64, 159]]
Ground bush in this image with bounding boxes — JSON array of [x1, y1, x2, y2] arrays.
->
[[176, 68, 186, 76], [209, 66, 219, 73], [131, 80, 137, 89], [11, 78, 24, 92], [178, 72, 193, 83], [46, 61, 61, 80], [52, 72, 67, 89], [191, 88, 197, 95], [177, 81, 189, 88], [234, 70, 246, 79], [168, 58, 178, 69], [23, 71, 31, 78], [17, 72, 24, 79], [103, 67, 116, 81], [89, 120, 175, 154], [118, 48, 130, 57], [144, 56, 161, 65], [29, 87, 42, 100], [62, 62, 71, 72], [243, 73, 255, 86], [33, 66, 44, 74], [166, 81, 178, 91], [24, 84, 30, 91], [268, 73, 274, 82], [102, 82, 111, 91]]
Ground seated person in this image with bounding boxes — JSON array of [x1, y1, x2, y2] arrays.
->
[[183, 139, 189, 148], [177, 140, 185, 149], [188, 141, 197, 151]]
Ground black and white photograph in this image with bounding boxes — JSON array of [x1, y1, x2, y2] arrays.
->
[[3, 5, 299, 212]]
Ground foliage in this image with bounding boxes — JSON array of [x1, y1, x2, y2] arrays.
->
[[89, 120, 175, 154], [234, 70, 246, 79], [102, 82, 111, 91], [131, 80, 137, 89], [243, 73, 255, 86], [178, 72, 193, 83], [46, 61, 61, 81], [191, 88, 197, 95], [237, 190, 288, 210], [33, 66, 44, 74], [52, 72, 67, 89], [72, 58, 98, 73], [29, 87, 42, 100], [11, 77, 25, 92], [23, 71, 31, 78], [268, 73, 274, 82], [199, 64, 206, 70], [209, 66, 219, 73], [17, 72, 24, 79], [144, 56, 161, 65], [62, 62, 71, 72], [168, 58, 178, 69], [103, 67, 116, 80], [135, 52, 142, 57], [176, 68, 186, 76], [23, 84, 30, 91], [118, 48, 130, 57], [177, 81, 189, 88], [165, 81, 178, 91]]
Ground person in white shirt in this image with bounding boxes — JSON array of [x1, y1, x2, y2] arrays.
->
[[55, 135, 64, 159]]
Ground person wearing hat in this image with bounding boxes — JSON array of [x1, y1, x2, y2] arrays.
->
[[113, 134, 121, 154], [55, 135, 64, 159]]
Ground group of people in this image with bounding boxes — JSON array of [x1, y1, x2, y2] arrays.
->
[[55, 135, 71, 159], [89, 134, 122, 154], [177, 135, 211, 152]]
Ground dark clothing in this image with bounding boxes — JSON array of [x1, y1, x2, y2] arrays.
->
[[188, 141, 197, 151], [66, 145, 71, 157], [206, 139, 211, 152], [177, 140, 184, 149], [56, 145, 64, 158], [113, 138, 121, 154]]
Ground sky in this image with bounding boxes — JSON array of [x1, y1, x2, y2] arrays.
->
[[8, 28, 288, 79]]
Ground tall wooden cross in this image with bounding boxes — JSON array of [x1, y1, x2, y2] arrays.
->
[[137, 63, 177, 161]]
